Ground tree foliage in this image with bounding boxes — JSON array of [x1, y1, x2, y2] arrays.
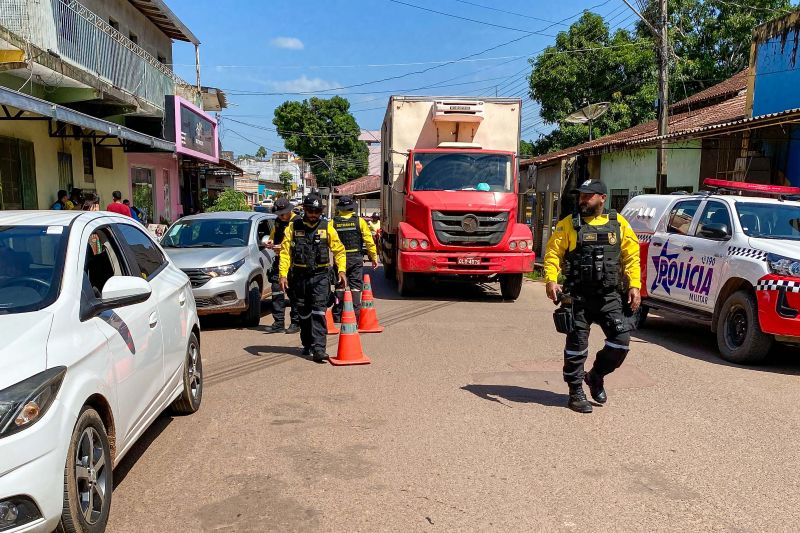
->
[[526, 1, 794, 156], [278, 170, 293, 193], [207, 189, 251, 212], [273, 96, 368, 187], [255, 146, 268, 159]]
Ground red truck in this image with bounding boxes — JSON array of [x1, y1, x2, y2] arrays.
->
[[379, 97, 535, 299]]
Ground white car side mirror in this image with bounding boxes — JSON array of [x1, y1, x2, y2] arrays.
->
[[101, 276, 152, 301]]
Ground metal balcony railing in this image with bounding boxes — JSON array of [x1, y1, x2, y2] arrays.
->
[[0, 0, 196, 111]]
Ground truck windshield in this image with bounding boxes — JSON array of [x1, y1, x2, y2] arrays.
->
[[736, 202, 800, 240], [412, 152, 513, 192]]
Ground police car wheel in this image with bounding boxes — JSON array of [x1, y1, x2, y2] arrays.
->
[[716, 290, 773, 364]]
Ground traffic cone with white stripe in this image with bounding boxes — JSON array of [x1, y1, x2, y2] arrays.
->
[[358, 274, 384, 333], [329, 289, 370, 366], [325, 307, 339, 335]]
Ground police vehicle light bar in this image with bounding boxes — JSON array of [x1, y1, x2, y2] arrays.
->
[[703, 178, 800, 196]]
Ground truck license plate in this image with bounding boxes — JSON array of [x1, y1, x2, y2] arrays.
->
[[458, 257, 481, 266]]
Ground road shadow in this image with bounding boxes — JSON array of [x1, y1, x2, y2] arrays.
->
[[461, 384, 568, 408], [113, 414, 173, 489], [369, 266, 510, 303], [244, 344, 308, 361], [199, 300, 273, 331], [634, 312, 800, 376]]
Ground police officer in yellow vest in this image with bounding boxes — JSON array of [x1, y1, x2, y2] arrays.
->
[[263, 197, 301, 334], [279, 192, 347, 362], [331, 195, 379, 324], [543, 180, 641, 413]]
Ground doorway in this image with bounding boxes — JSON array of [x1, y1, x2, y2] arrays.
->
[[131, 166, 154, 223]]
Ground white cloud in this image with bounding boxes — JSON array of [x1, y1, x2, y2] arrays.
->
[[270, 75, 340, 93], [270, 37, 304, 50]]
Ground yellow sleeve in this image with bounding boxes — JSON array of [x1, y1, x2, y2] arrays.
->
[[327, 220, 347, 273], [543, 216, 573, 283], [278, 223, 294, 278], [618, 215, 642, 289], [359, 218, 379, 262]]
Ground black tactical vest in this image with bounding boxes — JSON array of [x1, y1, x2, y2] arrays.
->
[[273, 215, 299, 246], [290, 218, 330, 269], [333, 215, 363, 254], [563, 210, 622, 294]]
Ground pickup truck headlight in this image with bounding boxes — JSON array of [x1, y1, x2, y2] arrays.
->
[[767, 253, 800, 277], [202, 258, 246, 278], [0, 367, 66, 439]]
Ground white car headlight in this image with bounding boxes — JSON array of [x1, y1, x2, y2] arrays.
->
[[767, 253, 800, 277], [202, 258, 246, 278], [0, 367, 66, 439]]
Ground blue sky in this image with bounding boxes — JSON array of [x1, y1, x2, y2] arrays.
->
[[168, 0, 640, 158]]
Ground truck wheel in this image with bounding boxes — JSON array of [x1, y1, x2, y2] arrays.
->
[[716, 290, 773, 364], [383, 258, 396, 280], [242, 281, 262, 327], [397, 270, 416, 296], [499, 274, 523, 300]]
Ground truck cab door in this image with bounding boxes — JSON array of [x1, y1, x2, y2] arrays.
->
[[681, 199, 733, 311], [647, 199, 703, 305]]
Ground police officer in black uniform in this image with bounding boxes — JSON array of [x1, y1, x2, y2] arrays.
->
[[543, 180, 642, 413], [331, 195, 379, 324], [278, 192, 347, 362], [263, 197, 300, 334]]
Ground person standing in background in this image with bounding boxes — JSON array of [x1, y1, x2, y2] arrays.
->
[[106, 191, 133, 217]]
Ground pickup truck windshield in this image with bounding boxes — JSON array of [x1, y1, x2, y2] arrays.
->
[[736, 202, 800, 240], [162, 219, 252, 248], [412, 152, 513, 192]]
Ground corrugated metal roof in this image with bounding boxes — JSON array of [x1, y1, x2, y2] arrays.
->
[[127, 0, 200, 44]]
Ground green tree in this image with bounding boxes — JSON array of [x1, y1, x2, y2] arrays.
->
[[207, 189, 251, 212], [255, 146, 268, 159], [273, 96, 368, 187], [278, 170, 294, 194]]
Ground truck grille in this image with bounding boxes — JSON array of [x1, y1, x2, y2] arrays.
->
[[431, 211, 509, 246], [182, 268, 212, 288]]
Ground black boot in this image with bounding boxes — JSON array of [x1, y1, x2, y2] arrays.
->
[[264, 323, 285, 334], [302, 346, 311, 356], [584, 370, 607, 404], [285, 323, 300, 334], [311, 350, 328, 364], [568, 385, 593, 413]]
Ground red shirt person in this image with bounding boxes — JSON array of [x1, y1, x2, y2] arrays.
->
[[106, 190, 133, 217]]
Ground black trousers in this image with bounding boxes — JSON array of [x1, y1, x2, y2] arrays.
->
[[269, 268, 298, 327], [332, 254, 364, 323], [290, 268, 331, 353], [563, 291, 631, 386]]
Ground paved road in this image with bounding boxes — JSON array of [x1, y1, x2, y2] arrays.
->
[[108, 272, 800, 532]]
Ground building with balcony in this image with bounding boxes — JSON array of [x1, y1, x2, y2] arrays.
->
[[0, 0, 229, 223], [235, 153, 312, 200]]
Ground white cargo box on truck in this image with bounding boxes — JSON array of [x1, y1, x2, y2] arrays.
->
[[380, 96, 522, 233]]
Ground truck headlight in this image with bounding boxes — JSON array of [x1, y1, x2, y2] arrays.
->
[[767, 253, 800, 278], [202, 258, 245, 278], [0, 367, 66, 439]]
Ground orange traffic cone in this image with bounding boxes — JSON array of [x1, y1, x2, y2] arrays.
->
[[329, 290, 371, 366], [325, 307, 339, 335], [358, 274, 384, 333]]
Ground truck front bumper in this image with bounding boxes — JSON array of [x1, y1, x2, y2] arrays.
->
[[756, 275, 800, 341], [398, 250, 535, 275]]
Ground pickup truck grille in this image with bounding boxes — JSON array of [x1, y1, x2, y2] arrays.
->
[[431, 211, 509, 247], [181, 268, 212, 288]]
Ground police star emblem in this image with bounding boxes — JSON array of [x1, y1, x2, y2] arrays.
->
[[608, 232, 617, 245]]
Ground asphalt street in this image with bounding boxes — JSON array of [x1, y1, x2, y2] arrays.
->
[[107, 271, 800, 532]]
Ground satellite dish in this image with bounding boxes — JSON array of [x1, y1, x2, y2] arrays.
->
[[563, 102, 610, 141]]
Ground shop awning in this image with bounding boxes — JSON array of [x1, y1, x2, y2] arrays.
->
[[0, 86, 176, 151]]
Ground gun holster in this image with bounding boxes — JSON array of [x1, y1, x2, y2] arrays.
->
[[553, 304, 575, 334]]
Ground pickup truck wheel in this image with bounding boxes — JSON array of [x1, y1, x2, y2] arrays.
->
[[242, 281, 262, 327], [499, 274, 523, 300], [716, 290, 772, 364], [397, 270, 416, 296]]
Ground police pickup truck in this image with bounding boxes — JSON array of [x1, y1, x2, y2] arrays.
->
[[622, 179, 800, 364]]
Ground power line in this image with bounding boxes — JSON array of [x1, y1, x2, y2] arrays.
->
[[451, 0, 572, 26]]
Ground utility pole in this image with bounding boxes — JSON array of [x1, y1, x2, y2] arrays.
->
[[656, 0, 669, 194]]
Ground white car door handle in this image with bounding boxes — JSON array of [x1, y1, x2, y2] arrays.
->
[[149, 312, 159, 328], [179, 293, 186, 306]]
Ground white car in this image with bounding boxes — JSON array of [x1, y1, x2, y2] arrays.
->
[[623, 179, 800, 363], [0, 211, 202, 532]]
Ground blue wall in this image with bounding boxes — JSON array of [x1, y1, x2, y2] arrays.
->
[[752, 29, 800, 116]]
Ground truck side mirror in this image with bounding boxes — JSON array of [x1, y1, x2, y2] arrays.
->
[[698, 222, 730, 239]]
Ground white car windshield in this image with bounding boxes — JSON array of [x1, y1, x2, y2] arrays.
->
[[412, 153, 513, 192], [0, 226, 69, 314], [162, 219, 251, 248], [736, 202, 800, 240]]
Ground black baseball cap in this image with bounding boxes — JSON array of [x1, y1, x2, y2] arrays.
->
[[272, 197, 293, 215], [303, 192, 323, 210], [337, 195, 355, 209], [573, 180, 608, 195]]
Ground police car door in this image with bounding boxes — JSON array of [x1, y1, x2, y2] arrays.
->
[[647, 198, 703, 305], [680, 199, 733, 311]]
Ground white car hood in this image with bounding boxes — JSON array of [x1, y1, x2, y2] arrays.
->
[[0, 312, 53, 388], [748, 238, 800, 259], [162, 247, 249, 270]]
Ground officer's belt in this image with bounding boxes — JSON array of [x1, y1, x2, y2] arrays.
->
[[292, 264, 330, 274]]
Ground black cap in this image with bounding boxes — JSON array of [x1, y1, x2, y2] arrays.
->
[[573, 180, 607, 195], [303, 192, 323, 210], [337, 195, 355, 209], [272, 197, 293, 215]]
